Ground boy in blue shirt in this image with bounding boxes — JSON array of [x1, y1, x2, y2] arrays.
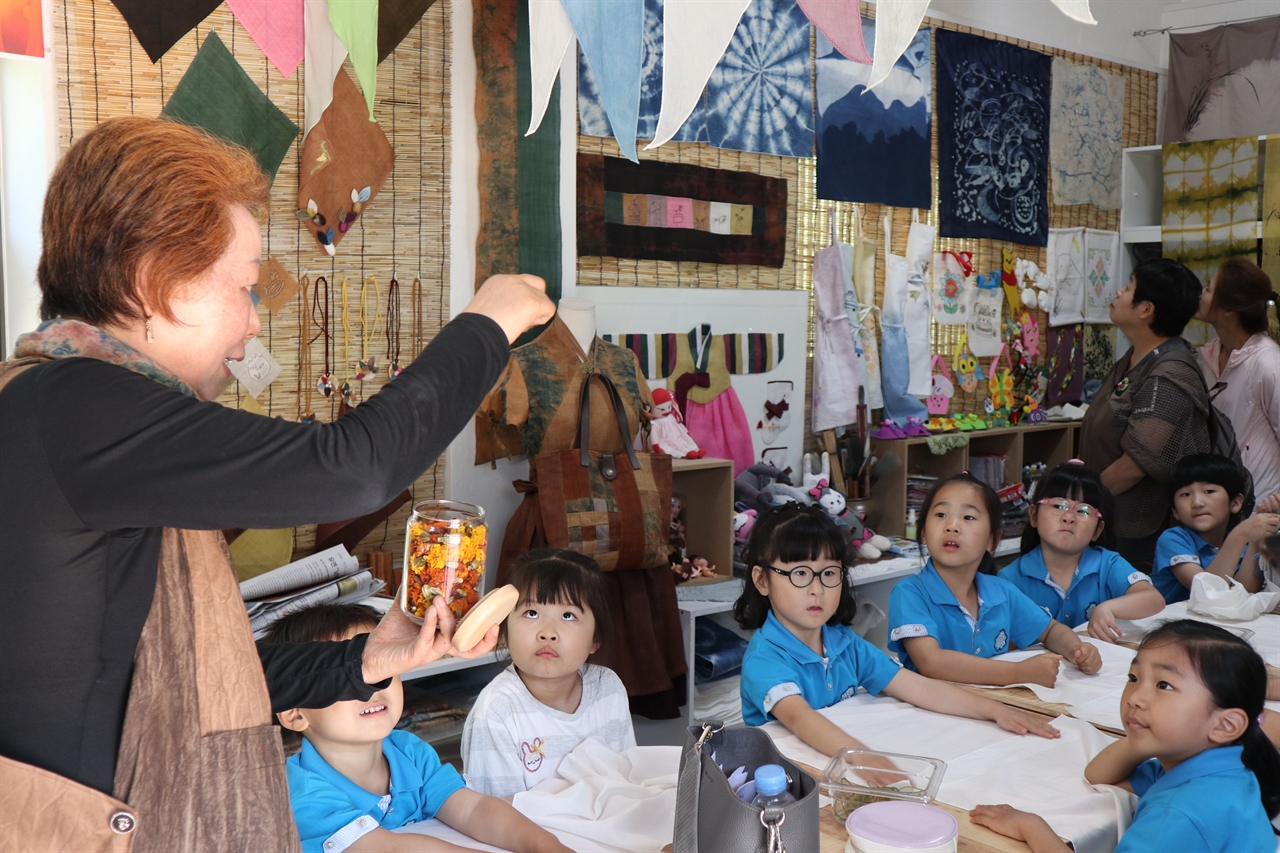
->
[[264, 604, 570, 853]]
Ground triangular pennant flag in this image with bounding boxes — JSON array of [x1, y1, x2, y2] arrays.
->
[[377, 0, 438, 63], [560, 0, 644, 162], [226, 0, 304, 78], [1049, 0, 1096, 25], [646, 0, 751, 150], [866, 0, 930, 93], [797, 0, 871, 63], [160, 30, 300, 182], [526, 0, 575, 136], [325, 0, 380, 120], [109, 0, 222, 63], [304, 0, 347, 135]]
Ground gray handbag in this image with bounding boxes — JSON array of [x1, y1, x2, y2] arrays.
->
[[673, 722, 820, 853]]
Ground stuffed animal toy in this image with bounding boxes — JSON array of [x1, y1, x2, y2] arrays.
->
[[734, 463, 795, 513], [732, 506, 757, 576], [648, 388, 705, 459], [817, 487, 891, 560], [802, 452, 832, 501]]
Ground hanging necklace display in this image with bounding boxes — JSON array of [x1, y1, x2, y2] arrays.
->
[[298, 274, 316, 422], [339, 276, 354, 409], [312, 275, 334, 400], [412, 276, 424, 356], [356, 275, 382, 381], [386, 277, 403, 378]]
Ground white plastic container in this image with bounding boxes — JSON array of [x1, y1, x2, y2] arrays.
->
[[845, 802, 958, 853]]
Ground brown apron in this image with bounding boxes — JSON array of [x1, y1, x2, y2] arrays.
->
[[0, 358, 301, 853]]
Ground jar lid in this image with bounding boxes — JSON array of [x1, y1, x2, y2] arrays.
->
[[846, 802, 958, 847]]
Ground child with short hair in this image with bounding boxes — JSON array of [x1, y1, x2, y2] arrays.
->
[[461, 549, 634, 799], [999, 462, 1164, 642], [889, 473, 1103, 687], [970, 620, 1280, 852], [735, 504, 1059, 778], [264, 603, 571, 853], [1153, 453, 1280, 602]]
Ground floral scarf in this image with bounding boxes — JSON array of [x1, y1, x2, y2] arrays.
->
[[12, 318, 195, 397]]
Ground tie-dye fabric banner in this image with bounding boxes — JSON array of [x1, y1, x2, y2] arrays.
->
[[1163, 137, 1259, 290], [816, 21, 931, 209], [603, 333, 783, 379], [937, 29, 1051, 246], [1050, 58, 1124, 209]]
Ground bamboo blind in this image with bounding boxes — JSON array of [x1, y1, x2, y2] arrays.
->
[[53, 0, 453, 561], [577, 6, 1158, 445]]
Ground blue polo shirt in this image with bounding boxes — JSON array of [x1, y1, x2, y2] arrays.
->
[[287, 729, 467, 853], [887, 562, 1052, 671], [1152, 526, 1218, 604], [1118, 745, 1275, 853], [740, 610, 901, 726], [998, 545, 1151, 627]]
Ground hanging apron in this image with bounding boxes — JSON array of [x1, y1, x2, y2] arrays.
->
[[903, 211, 935, 397], [850, 215, 883, 410], [968, 271, 1006, 357], [879, 217, 929, 424], [0, 358, 300, 853], [813, 210, 866, 432]]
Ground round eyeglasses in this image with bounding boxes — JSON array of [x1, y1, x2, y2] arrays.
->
[[768, 565, 844, 589], [1036, 498, 1101, 520]]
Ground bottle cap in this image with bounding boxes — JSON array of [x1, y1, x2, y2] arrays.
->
[[754, 764, 787, 796]]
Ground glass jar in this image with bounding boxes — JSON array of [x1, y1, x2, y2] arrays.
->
[[400, 500, 487, 625]]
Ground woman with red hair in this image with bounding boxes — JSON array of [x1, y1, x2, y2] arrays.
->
[[0, 117, 553, 851]]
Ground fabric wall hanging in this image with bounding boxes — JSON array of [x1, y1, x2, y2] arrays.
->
[[1265, 133, 1280, 288], [304, 0, 347, 135], [160, 31, 299, 184], [1165, 16, 1280, 143], [1046, 324, 1084, 405], [378, 0, 438, 62], [1082, 229, 1121, 323], [812, 216, 865, 432], [1049, 0, 1096, 24], [109, 0, 221, 63], [705, 0, 814, 158], [1046, 227, 1086, 326], [865, 0, 929, 93], [930, 251, 973, 326], [936, 29, 1052, 247], [324, 0, 380, 120], [296, 69, 393, 256], [526, 0, 575, 136], [562, 0, 644, 161], [879, 216, 928, 423], [816, 22, 931, 210], [968, 272, 1005, 357], [1162, 137, 1260, 288], [798, 0, 870, 64], [1049, 58, 1124, 209], [577, 153, 787, 267], [1083, 324, 1114, 382], [601, 331, 783, 382], [850, 223, 883, 410], [226, 0, 304, 78], [903, 216, 935, 398]]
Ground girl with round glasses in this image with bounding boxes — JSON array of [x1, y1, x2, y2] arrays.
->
[[1000, 462, 1165, 643], [734, 504, 1059, 784]]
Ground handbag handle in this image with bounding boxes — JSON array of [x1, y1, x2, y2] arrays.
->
[[575, 371, 642, 474]]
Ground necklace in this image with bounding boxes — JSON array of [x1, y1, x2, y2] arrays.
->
[[385, 276, 403, 378], [357, 275, 382, 381], [312, 275, 334, 402]]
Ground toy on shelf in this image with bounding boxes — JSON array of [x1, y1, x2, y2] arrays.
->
[[802, 452, 833, 499], [649, 388, 706, 459], [735, 463, 802, 513]]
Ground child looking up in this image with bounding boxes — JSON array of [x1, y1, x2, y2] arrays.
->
[[1000, 462, 1164, 642], [970, 620, 1280, 852], [462, 550, 634, 799], [263, 604, 571, 853], [1153, 453, 1280, 602], [889, 474, 1103, 687], [735, 504, 1059, 778]]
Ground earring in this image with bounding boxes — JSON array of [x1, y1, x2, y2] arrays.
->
[[145, 314, 154, 343]]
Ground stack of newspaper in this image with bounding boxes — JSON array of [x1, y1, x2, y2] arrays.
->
[[242, 544, 385, 638]]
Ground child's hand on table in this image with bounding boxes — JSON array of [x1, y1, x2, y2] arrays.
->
[[1086, 601, 1124, 643], [1068, 640, 1102, 674], [970, 805, 1071, 853], [854, 751, 911, 789], [990, 707, 1060, 740], [1015, 652, 1061, 687]]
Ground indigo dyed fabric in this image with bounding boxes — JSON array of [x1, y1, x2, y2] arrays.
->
[[705, 0, 814, 158], [1050, 58, 1124, 209], [816, 21, 931, 209], [562, 0, 645, 161], [936, 29, 1051, 246]]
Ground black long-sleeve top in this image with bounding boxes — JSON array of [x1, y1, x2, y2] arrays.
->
[[0, 313, 509, 794]]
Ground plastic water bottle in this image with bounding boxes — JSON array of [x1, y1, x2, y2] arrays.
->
[[751, 764, 796, 809]]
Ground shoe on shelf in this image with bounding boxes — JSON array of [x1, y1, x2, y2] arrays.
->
[[903, 416, 931, 437], [871, 419, 908, 440], [967, 413, 989, 430], [925, 417, 948, 433]]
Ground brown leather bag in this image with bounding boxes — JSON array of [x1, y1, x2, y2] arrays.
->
[[501, 372, 672, 575]]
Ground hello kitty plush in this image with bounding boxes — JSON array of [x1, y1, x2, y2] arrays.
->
[[649, 388, 705, 459]]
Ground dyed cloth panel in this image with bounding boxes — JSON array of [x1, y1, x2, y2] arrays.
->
[[378, 0, 438, 63], [109, 0, 220, 62], [1162, 137, 1259, 287], [1082, 229, 1121, 324], [1166, 16, 1280, 143], [1265, 134, 1280, 289], [1049, 58, 1124, 209], [816, 22, 931, 209], [1046, 228, 1086, 327], [936, 29, 1051, 247], [578, 153, 787, 267]]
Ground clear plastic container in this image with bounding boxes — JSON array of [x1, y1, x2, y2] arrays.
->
[[819, 748, 946, 823], [400, 500, 487, 625]]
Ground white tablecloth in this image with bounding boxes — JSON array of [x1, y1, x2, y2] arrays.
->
[[1101, 600, 1280, 667], [761, 694, 1133, 853]]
